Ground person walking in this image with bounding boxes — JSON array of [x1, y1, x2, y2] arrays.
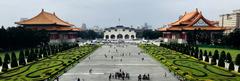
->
[[109, 73, 112, 81], [89, 69, 92, 74], [105, 54, 107, 58], [164, 72, 167, 77], [141, 58, 144, 61], [147, 74, 150, 80], [111, 56, 113, 59], [138, 74, 142, 81], [77, 78, 80, 81]]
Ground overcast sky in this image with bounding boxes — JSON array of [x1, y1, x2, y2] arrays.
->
[[0, 0, 239, 29]]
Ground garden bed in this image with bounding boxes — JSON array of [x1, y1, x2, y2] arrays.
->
[[140, 44, 240, 81]]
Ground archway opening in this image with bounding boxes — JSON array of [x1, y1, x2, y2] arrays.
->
[[117, 34, 123, 39], [111, 35, 115, 39], [125, 34, 129, 39], [105, 35, 109, 39], [131, 35, 135, 39]]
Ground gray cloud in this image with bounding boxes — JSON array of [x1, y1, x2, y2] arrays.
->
[[0, 0, 239, 29]]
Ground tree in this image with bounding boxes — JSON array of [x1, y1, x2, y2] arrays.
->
[[211, 50, 219, 65], [194, 47, 199, 58], [205, 54, 209, 62], [204, 50, 208, 56], [220, 51, 226, 60], [0, 57, 2, 66], [141, 30, 162, 39], [27, 49, 34, 62], [229, 61, 235, 71], [38, 48, 43, 59], [214, 50, 219, 60], [226, 52, 232, 63], [19, 50, 26, 65], [43, 50, 48, 57], [25, 49, 30, 58], [34, 48, 39, 61], [209, 51, 212, 57], [223, 28, 240, 48], [4, 53, 10, 64], [235, 54, 240, 65], [238, 65, 240, 72], [2, 62, 8, 72], [11, 52, 18, 68], [217, 51, 226, 67], [218, 57, 225, 67], [199, 49, 203, 60], [0, 26, 49, 51]]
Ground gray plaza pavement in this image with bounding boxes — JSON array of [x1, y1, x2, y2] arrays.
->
[[59, 44, 178, 81]]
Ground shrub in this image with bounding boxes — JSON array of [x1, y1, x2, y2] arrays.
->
[[27, 49, 35, 62], [11, 52, 18, 68], [55, 68, 59, 71], [220, 51, 226, 60], [218, 51, 226, 67], [19, 50, 26, 65], [211, 50, 219, 65], [25, 49, 30, 58], [63, 63, 67, 66], [218, 57, 225, 67], [46, 73, 51, 75], [228, 61, 234, 71], [199, 50, 203, 60], [214, 50, 219, 59], [0, 57, 2, 66], [2, 62, 8, 72], [68, 61, 72, 63], [204, 50, 208, 56], [226, 52, 232, 63], [4, 53, 10, 64], [73, 58, 76, 60], [205, 54, 209, 62], [238, 65, 240, 72], [194, 49, 199, 58], [235, 54, 240, 65], [209, 51, 212, 57]]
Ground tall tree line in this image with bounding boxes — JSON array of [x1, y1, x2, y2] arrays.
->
[[186, 29, 223, 45], [0, 26, 49, 51], [136, 29, 162, 39], [222, 28, 240, 48], [78, 30, 103, 40]]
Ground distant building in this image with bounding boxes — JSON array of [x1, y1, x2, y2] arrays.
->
[[92, 26, 103, 33], [220, 9, 240, 33], [142, 22, 151, 30], [158, 9, 225, 43], [104, 25, 136, 40], [81, 23, 87, 30], [15, 9, 81, 43]]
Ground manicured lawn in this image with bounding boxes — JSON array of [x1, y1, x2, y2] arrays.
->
[[140, 44, 240, 81], [0, 45, 99, 81], [199, 46, 240, 62]]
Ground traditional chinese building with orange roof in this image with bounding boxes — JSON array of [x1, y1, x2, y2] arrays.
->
[[15, 9, 81, 43], [158, 9, 226, 43]]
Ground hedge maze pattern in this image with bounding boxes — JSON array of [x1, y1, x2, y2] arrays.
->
[[140, 44, 240, 81], [0, 45, 98, 81]]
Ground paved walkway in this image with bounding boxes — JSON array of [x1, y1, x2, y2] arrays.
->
[[59, 44, 178, 81]]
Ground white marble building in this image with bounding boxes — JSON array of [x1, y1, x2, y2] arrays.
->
[[104, 25, 136, 40]]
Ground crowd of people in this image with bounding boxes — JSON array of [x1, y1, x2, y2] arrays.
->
[[108, 69, 130, 81], [137, 74, 151, 81]]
